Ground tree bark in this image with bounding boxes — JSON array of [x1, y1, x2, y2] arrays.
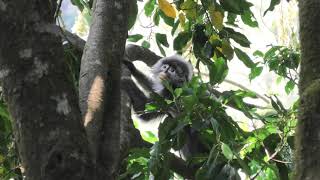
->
[[296, 1, 320, 179], [78, 0, 128, 178], [0, 1, 94, 180]]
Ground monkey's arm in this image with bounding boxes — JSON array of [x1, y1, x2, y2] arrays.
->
[[122, 77, 149, 112], [122, 77, 165, 121], [123, 60, 155, 92]]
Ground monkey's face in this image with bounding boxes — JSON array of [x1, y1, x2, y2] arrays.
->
[[157, 63, 188, 88]]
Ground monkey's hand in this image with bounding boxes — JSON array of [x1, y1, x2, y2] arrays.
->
[[123, 59, 137, 73]]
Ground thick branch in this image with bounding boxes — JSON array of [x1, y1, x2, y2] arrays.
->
[[125, 44, 161, 66], [39, 23, 86, 52]]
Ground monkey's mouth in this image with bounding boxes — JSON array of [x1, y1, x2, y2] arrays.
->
[[159, 73, 168, 81]]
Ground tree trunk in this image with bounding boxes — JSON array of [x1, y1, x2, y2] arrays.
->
[[296, 1, 320, 179], [0, 1, 94, 179], [79, 0, 128, 178]]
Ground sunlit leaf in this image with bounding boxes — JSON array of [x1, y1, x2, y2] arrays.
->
[[180, 0, 197, 20], [178, 13, 186, 27], [144, 0, 156, 17], [159, 10, 175, 26], [158, 0, 177, 18], [221, 143, 233, 160], [209, 6, 224, 31]]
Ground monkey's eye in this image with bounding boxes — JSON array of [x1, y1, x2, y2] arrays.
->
[[169, 67, 175, 73], [161, 64, 169, 70]]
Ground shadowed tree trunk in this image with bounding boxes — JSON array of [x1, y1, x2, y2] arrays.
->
[[0, 0, 94, 179], [296, 1, 320, 179]]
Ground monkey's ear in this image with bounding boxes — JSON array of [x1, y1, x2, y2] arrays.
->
[[123, 59, 136, 72]]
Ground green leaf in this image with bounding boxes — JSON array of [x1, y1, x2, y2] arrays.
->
[[159, 9, 175, 27], [249, 66, 263, 80], [226, 12, 237, 26], [71, 0, 84, 10], [219, 0, 242, 14], [221, 143, 233, 160], [127, 34, 143, 42], [180, 0, 197, 20], [141, 40, 151, 48], [156, 33, 169, 47], [253, 50, 264, 57], [158, 117, 178, 141], [209, 57, 228, 85], [171, 20, 180, 35], [173, 32, 192, 51], [182, 95, 198, 110], [153, 8, 160, 26], [174, 88, 183, 97], [234, 48, 255, 68], [142, 131, 158, 143], [264, 0, 280, 16], [144, 0, 155, 17], [224, 27, 251, 47], [285, 80, 295, 94], [128, 1, 138, 29], [145, 103, 158, 111], [221, 39, 234, 60], [241, 11, 258, 28]]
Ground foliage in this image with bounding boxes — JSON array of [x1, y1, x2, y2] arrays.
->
[[120, 0, 298, 179], [122, 76, 296, 179], [0, 94, 22, 180], [254, 46, 300, 94]]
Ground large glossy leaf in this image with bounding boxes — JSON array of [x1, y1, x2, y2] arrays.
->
[[158, 0, 177, 18], [224, 27, 251, 47], [234, 48, 254, 68]]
